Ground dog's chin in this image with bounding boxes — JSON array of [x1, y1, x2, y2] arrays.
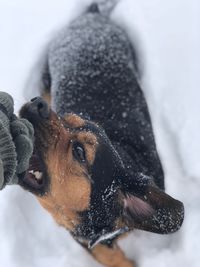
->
[[19, 148, 49, 196]]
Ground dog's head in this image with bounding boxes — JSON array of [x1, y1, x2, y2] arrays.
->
[[20, 97, 184, 246]]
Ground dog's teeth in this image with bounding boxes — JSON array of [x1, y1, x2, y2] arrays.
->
[[28, 170, 43, 180], [34, 171, 43, 180]]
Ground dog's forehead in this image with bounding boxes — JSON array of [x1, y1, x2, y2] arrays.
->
[[63, 113, 108, 141], [63, 113, 85, 128]]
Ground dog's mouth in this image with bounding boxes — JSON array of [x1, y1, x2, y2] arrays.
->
[[19, 146, 49, 195], [24, 150, 45, 189], [19, 97, 51, 195]]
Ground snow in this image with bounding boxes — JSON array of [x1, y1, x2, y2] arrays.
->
[[0, 0, 199, 266]]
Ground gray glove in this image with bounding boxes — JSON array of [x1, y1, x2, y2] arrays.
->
[[0, 92, 34, 189], [10, 115, 34, 175]]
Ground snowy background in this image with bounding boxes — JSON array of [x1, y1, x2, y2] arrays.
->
[[0, 0, 199, 266]]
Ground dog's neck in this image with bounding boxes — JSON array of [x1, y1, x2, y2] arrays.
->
[[106, 121, 165, 190]]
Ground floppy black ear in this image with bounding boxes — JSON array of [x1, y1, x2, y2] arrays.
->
[[119, 173, 184, 234]]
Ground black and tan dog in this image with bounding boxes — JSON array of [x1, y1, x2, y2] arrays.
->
[[19, 3, 184, 267]]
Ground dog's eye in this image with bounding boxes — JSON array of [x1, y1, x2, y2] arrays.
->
[[72, 142, 86, 163]]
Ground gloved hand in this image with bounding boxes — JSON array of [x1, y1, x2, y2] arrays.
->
[[10, 115, 34, 176], [0, 92, 34, 190]]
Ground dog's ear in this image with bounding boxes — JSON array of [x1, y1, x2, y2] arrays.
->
[[118, 173, 184, 234]]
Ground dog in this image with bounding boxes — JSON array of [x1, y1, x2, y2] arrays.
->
[[19, 3, 184, 267]]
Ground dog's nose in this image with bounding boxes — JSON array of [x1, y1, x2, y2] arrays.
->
[[29, 97, 49, 119]]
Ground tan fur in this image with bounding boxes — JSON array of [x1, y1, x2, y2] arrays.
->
[[92, 244, 135, 267], [77, 131, 98, 164], [64, 113, 85, 128]]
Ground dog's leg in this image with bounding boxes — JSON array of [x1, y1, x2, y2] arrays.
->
[[91, 243, 135, 267]]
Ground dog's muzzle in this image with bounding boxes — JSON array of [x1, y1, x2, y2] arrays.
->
[[20, 97, 50, 123], [28, 97, 49, 119], [19, 97, 51, 195]]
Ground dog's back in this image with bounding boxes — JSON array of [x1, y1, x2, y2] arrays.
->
[[49, 7, 138, 121], [27, 3, 164, 190]]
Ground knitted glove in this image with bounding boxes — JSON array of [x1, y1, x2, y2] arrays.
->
[[0, 92, 34, 189], [10, 115, 34, 175], [0, 92, 17, 189]]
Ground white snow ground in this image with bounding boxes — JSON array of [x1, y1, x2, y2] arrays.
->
[[0, 0, 199, 266]]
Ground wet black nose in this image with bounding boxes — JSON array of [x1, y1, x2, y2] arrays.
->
[[29, 97, 49, 119]]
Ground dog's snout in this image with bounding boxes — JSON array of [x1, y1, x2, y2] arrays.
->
[[29, 97, 49, 119]]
